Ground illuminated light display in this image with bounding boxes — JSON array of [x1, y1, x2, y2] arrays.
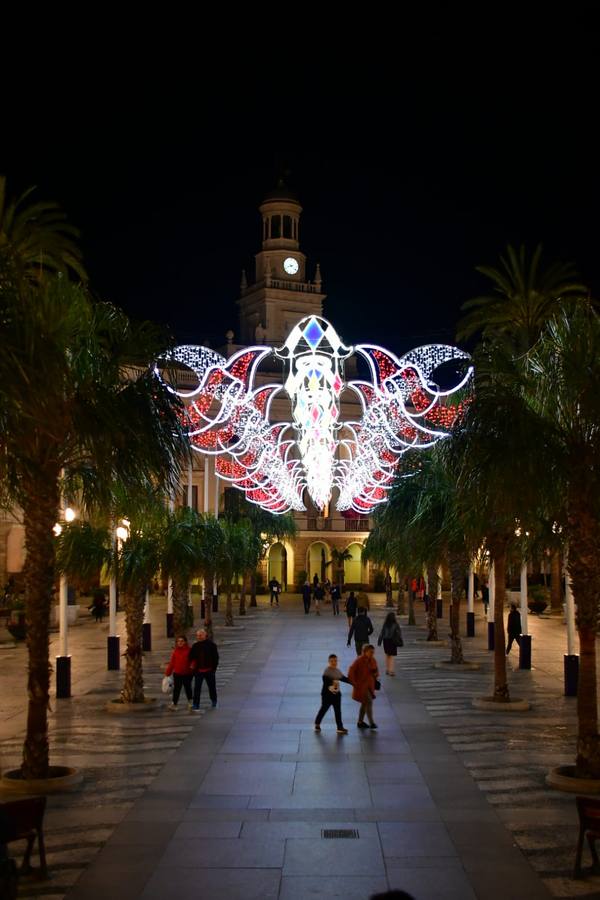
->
[[159, 317, 472, 514]]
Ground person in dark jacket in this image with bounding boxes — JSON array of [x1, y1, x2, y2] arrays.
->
[[189, 629, 219, 710], [269, 577, 280, 607], [377, 611, 403, 676], [302, 580, 312, 614], [506, 603, 522, 655], [330, 583, 341, 616], [347, 607, 373, 655], [314, 653, 350, 734], [345, 590, 357, 625]]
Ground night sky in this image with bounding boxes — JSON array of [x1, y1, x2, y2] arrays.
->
[[3, 15, 598, 357]]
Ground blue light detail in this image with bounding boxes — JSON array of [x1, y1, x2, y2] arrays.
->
[[303, 319, 324, 348]]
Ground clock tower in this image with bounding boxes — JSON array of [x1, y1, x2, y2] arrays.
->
[[238, 182, 326, 345]]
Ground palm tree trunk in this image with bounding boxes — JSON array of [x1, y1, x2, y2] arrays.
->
[[22, 476, 60, 779], [204, 571, 214, 639], [448, 552, 466, 664], [172, 577, 188, 637], [225, 587, 234, 627], [426, 565, 438, 641], [490, 539, 510, 701], [238, 575, 246, 616], [408, 588, 416, 625], [569, 485, 600, 777], [249, 571, 257, 607], [396, 577, 406, 616], [385, 565, 393, 607], [122, 588, 145, 703], [550, 548, 562, 614]]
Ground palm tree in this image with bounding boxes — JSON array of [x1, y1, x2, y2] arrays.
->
[[0, 175, 86, 285], [0, 272, 187, 779], [447, 343, 545, 698], [118, 525, 162, 703], [523, 305, 600, 776], [195, 514, 224, 638], [160, 507, 203, 637], [328, 547, 354, 593], [217, 519, 250, 627], [457, 243, 588, 355], [54, 521, 112, 593]]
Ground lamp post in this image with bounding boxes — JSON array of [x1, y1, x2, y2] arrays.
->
[[108, 520, 128, 670], [466, 563, 475, 637], [487, 560, 495, 650], [564, 550, 578, 696], [166, 495, 175, 637], [519, 561, 532, 669], [55, 505, 76, 698], [142, 586, 152, 651]]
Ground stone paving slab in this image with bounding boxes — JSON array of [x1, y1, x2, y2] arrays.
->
[[4, 594, 600, 897]]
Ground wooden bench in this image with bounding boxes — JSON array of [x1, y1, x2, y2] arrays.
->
[[574, 795, 600, 878], [0, 796, 48, 878]]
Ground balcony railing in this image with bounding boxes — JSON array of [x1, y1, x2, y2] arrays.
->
[[344, 519, 370, 532], [307, 517, 332, 531]]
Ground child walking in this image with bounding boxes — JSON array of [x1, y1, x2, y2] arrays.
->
[[314, 654, 350, 734]]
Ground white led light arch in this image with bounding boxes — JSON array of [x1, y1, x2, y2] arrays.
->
[[160, 316, 472, 514]]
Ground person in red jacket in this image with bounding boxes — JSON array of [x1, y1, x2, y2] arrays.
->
[[165, 635, 193, 710], [348, 644, 379, 729]]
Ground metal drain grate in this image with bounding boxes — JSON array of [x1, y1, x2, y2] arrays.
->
[[321, 829, 359, 839]]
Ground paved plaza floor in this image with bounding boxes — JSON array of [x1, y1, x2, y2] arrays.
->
[[2, 593, 600, 899]]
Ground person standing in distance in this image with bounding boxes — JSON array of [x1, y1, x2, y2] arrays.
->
[[347, 606, 373, 655], [345, 590, 357, 627], [330, 583, 341, 616], [302, 580, 312, 615], [189, 628, 219, 710], [506, 603, 522, 655]]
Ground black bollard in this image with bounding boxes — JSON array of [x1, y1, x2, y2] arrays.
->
[[212, 593, 218, 612], [519, 634, 532, 670], [166, 612, 174, 638], [107, 635, 120, 670], [487, 621, 495, 651], [56, 655, 71, 698], [466, 611, 475, 637], [564, 654, 579, 697], [142, 622, 152, 652], [436, 597, 443, 618]]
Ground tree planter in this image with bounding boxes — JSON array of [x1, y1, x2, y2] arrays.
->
[[2, 765, 82, 793], [472, 696, 530, 711], [434, 660, 481, 670], [106, 697, 156, 714], [546, 765, 600, 794], [528, 600, 548, 615]]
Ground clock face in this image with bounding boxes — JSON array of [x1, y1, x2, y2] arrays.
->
[[283, 257, 299, 275]]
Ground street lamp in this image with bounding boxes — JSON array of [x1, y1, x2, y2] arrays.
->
[[108, 519, 128, 670], [56, 504, 77, 699]]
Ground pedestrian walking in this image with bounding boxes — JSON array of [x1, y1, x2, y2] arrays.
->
[[314, 582, 324, 615], [269, 577, 280, 607], [347, 606, 373, 655], [377, 611, 403, 675], [88, 589, 107, 622], [165, 635, 193, 710], [506, 602, 522, 655], [314, 653, 350, 734], [189, 628, 219, 710], [481, 581, 489, 615], [331, 583, 341, 616], [348, 644, 379, 729], [345, 590, 357, 626], [302, 580, 312, 614]]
